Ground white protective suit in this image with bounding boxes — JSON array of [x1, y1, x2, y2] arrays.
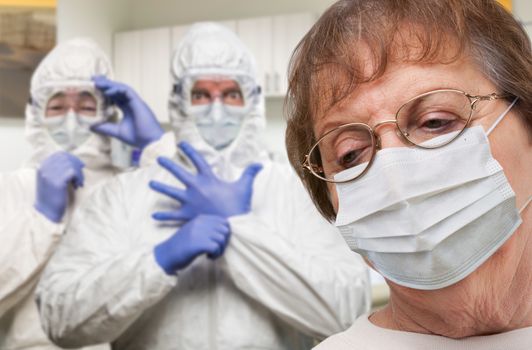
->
[[0, 38, 120, 350], [36, 23, 371, 349]]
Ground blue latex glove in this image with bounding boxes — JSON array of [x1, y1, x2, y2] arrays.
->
[[34, 152, 85, 223], [154, 215, 230, 275], [91, 75, 163, 149], [149, 141, 263, 222]]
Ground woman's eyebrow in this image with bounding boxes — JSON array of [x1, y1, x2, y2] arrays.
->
[[315, 113, 359, 139]]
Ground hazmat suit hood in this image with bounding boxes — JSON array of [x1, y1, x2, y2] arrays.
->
[[169, 22, 270, 180], [25, 38, 115, 171]]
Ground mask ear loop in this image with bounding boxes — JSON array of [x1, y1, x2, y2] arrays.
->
[[484, 97, 528, 215], [486, 97, 519, 135], [519, 196, 531, 214]]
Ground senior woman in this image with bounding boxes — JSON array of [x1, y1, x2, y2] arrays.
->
[[286, 0, 531, 348]]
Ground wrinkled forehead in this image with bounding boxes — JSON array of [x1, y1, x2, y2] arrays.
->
[[307, 32, 465, 137], [34, 80, 101, 101], [47, 89, 98, 102], [191, 76, 242, 91]]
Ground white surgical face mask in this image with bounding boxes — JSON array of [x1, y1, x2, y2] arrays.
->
[[192, 101, 246, 150], [43, 110, 93, 151], [335, 98, 530, 290]]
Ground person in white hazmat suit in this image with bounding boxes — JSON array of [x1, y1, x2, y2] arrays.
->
[[0, 38, 164, 349], [36, 23, 371, 349]]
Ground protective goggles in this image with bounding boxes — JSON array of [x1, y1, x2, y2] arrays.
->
[[172, 73, 261, 117], [31, 80, 112, 126]]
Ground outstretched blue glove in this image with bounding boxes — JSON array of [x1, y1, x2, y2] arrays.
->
[[154, 215, 230, 275], [34, 152, 85, 223], [91, 75, 163, 149], [149, 141, 263, 222]]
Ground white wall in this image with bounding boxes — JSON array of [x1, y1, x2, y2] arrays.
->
[[514, 0, 532, 21], [56, 0, 129, 58], [513, 0, 532, 38]]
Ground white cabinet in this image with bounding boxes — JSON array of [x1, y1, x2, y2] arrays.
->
[[271, 13, 316, 96], [140, 28, 172, 123], [237, 13, 316, 97], [237, 17, 273, 95], [114, 31, 141, 93], [114, 27, 171, 123]]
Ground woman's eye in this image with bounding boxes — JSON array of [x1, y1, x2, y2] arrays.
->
[[339, 150, 359, 166], [330, 132, 373, 170], [421, 118, 452, 129], [337, 148, 367, 169], [416, 112, 461, 132]]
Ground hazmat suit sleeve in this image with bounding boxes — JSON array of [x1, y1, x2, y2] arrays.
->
[[0, 206, 64, 317], [36, 175, 177, 347], [223, 164, 371, 340], [139, 132, 176, 168]]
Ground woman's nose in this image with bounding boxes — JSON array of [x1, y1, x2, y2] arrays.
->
[[373, 121, 408, 149]]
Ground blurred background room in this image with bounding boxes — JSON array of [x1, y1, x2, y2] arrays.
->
[[0, 0, 530, 311]]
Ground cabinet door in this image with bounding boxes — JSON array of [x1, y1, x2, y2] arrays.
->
[[114, 29, 171, 123], [114, 31, 142, 94], [140, 27, 171, 123], [272, 13, 316, 96], [237, 17, 273, 95]]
